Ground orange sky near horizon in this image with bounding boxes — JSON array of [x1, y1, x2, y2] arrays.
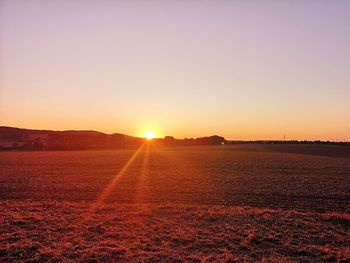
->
[[1, 1, 349, 141]]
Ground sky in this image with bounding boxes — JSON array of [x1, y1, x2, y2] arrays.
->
[[0, 0, 349, 140]]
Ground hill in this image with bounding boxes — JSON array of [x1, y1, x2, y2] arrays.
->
[[0, 126, 142, 150], [0, 126, 226, 150]]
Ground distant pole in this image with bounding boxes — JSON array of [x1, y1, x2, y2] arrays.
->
[[284, 135, 286, 142]]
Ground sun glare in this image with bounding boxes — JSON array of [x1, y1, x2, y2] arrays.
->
[[144, 131, 155, 140]]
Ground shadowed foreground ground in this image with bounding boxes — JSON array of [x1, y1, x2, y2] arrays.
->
[[1, 145, 350, 212], [1, 145, 350, 262], [1, 200, 349, 262]]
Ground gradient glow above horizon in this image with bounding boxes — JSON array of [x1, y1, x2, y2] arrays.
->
[[1, 0, 349, 140]]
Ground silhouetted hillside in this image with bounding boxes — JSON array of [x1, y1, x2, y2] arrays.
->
[[1, 126, 348, 151], [0, 127, 142, 150], [0, 127, 226, 150]]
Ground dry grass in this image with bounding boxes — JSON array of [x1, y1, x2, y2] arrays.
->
[[1, 145, 350, 261], [0, 200, 349, 262]]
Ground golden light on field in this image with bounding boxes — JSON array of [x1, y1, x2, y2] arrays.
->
[[144, 131, 155, 140]]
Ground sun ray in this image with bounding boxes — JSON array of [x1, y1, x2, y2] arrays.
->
[[79, 142, 146, 224], [132, 142, 150, 203]]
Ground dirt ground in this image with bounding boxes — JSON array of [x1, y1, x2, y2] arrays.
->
[[1, 144, 349, 262], [1, 201, 349, 262]]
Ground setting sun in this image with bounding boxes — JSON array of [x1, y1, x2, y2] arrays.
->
[[1, 1, 350, 262], [144, 131, 155, 140]]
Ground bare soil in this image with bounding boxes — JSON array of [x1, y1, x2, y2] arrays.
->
[[0, 144, 349, 262]]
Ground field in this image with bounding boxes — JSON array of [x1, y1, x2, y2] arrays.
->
[[1, 144, 350, 262]]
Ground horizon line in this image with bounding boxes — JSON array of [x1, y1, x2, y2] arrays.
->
[[1, 125, 349, 143]]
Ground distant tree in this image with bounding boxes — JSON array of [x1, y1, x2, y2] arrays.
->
[[195, 135, 225, 145]]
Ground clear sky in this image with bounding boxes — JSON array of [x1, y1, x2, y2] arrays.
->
[[1, 0, 349, 140]]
